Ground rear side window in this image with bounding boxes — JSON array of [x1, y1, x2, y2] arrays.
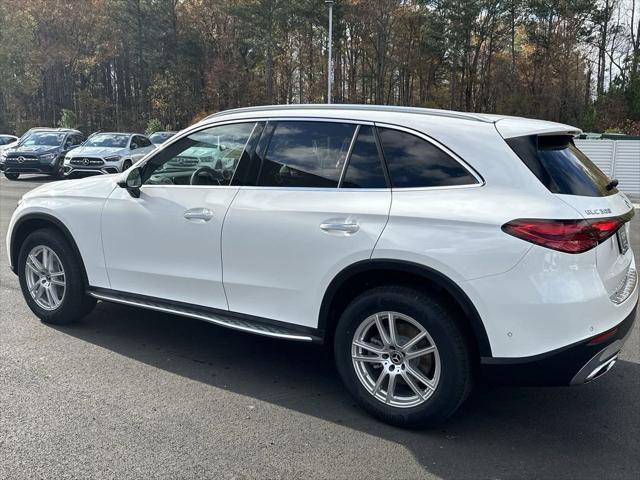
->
[[378, 128, 478, 188], [506, 135, 616, 197], [341, 126, 387, 188], [258, 121, 356, 188]]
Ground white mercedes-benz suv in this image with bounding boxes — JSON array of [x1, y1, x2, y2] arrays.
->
[[63, 132, 154, 177], [6, 105, 637, 427]]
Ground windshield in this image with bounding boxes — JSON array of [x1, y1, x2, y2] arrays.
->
[[84, 134, 130, 148], [20, 132, 65, 147], [149, 132, 176, 144]]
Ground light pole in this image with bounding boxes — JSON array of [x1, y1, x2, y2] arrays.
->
[[326, 0, 334, 104]]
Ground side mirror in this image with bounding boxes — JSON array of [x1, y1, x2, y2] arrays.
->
[[117, 167, 142, 198], [130, 143, 138, 150]]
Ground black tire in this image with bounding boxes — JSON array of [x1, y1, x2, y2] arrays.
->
[[122, 160, 132, 172], [334, 285, 473, 428], [4, 172, 19, 180], [54, 158, 65, 179], [18, 228, 96, 325]]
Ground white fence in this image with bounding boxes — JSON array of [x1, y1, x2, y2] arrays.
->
[[574, 139, 640, 202]]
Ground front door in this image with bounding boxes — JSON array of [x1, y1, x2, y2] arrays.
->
[[101, 121, 258, 310]]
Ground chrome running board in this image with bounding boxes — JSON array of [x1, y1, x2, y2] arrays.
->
[[88, 289, 316, 342]]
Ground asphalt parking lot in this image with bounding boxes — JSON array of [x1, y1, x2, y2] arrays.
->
[[1, 174, 638, 480]]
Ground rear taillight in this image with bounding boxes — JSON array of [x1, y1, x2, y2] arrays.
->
[[502, 217, 624, 254]]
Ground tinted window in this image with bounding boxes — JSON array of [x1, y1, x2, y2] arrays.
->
[[68, 135, 83, 146], [341, 126, 387, 188], [506, 135, 615, 197], [378, 128, 477, 188], [138, 136, 152, 148], [258, 121, 356, 188], [142, 122, 255, 186]]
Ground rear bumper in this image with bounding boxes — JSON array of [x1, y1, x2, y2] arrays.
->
[[481, 301, 637, 386]]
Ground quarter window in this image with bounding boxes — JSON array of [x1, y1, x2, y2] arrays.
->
[[141, 122, 256, 186], [341, 126, 387, 188], [378, 128, 477, 188], [257, 121, 356, 188]]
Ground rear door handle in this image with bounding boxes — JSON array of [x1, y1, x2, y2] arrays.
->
[[184, 207, 214, 222], [320, 220, 360, 235]]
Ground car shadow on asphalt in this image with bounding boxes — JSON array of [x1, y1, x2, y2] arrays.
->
[[54, 301, 640, 479]]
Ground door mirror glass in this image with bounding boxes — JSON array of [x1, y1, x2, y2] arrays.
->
[[118, 167, 142, 197], [126, 167, 142, 188]]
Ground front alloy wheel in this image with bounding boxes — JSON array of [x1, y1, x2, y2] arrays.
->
[[18, 228, 96, 325], [24, 245, 66, 310], [352, 311, 441, 408]]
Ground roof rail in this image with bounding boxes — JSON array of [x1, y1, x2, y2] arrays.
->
[[203, 104, 495, 123]]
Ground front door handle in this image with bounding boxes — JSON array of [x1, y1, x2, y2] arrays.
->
[[184, 207, 214, 222], [320, 220, 360, 235]]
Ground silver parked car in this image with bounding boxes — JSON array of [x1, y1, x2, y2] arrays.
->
[[63, 132, 155, 177]]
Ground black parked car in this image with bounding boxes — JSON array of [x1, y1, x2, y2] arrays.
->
[[2, 128, 85, 180]]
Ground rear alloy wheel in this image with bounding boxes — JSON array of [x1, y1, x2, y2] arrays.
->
[[18, 228, 96, 325], [351, 311, 441, 408], [4, 172, 19, 180], [334, 285, 473, 428]]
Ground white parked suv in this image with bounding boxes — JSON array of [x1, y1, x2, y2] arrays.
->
[[63, 132, 154, 177], [6, 105, 637, 427]]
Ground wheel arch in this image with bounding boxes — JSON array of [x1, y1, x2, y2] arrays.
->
[[10, 213, 89, 286], [318, 259, 492, 357]]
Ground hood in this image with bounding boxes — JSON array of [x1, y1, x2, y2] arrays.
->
[[7, 145, 60, 156], [67, 146, 124, 158], [23, 174, 120, 201]]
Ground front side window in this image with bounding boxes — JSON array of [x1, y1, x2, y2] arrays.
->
[[142, 122, 256, 186], [137, 136, 152, 148], [378, 128, 478, 188], [257, 121, 356, 188]]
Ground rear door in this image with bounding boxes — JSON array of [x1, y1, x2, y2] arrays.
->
[[222, 120, 391, 328], [506, 134, 635, 298]]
